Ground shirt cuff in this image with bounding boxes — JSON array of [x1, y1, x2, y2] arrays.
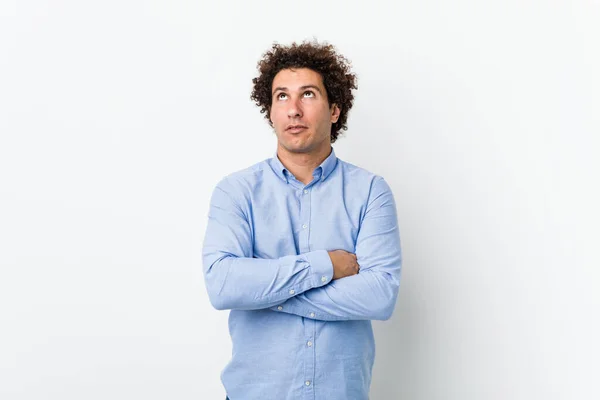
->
[[305, 250, 334, 287]]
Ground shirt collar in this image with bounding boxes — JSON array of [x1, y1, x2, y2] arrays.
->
[[269, 146, 338, 184]]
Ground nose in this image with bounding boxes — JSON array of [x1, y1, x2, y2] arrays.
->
[[287, 97, 303, 118]]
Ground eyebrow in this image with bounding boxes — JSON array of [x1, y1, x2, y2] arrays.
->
[[272, 85, 324, 96]]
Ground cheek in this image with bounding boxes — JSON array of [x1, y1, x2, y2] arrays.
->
[[270, 108, 285, 124]]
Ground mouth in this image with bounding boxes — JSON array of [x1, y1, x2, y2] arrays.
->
[[286, 124, 308, 133]]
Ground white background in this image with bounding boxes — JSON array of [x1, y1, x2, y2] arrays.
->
[[1, 1, 599, 399]]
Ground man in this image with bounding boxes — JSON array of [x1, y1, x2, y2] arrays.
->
[[202, 40, 402, 400]]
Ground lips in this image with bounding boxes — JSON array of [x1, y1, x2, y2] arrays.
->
[[286, 124, 308, 133]]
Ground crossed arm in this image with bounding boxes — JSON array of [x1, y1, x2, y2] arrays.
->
[[202, 176, 402, 321]]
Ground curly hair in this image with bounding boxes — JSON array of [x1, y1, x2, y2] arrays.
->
[[250, 40, 358, 143]]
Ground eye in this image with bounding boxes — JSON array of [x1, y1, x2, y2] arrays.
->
[[277, 93, 288, 100], [303, 91, 315, 98]]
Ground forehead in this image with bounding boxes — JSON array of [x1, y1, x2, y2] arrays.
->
[[271, 68, 324, 92]]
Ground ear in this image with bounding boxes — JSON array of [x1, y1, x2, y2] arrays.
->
[[330, 104, 341, 123]]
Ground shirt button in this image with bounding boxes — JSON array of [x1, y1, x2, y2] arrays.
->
[[289, 289, 295, 295], [302, 224, 307, 229], [321, 276, 327, 282], [309, 312, 315, 318], [304, 190, 309, 194], [307, 341, 313, 347], [305, 380, 311, 386], [277, 306, 283, 310]]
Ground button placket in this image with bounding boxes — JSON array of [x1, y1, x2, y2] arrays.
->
[[299, 185, 311, 254], [299, 184, 316, 394]]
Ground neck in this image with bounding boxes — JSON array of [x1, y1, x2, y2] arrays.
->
[[277, 143, 332, 185]]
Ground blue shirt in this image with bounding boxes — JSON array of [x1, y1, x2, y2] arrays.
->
[[202, 147, 402, 400]]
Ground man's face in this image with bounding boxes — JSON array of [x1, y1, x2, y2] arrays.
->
[[269, 68, 340, 154]]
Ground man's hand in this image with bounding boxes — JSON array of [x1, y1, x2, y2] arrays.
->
[[328, 250, 360, 280]]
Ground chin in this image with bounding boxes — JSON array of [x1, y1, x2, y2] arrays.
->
[[278, 135, 309, 150], [284, 144, 310, 153], [280, 140, 312, 153]]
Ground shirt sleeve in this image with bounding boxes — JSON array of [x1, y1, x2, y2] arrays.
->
[[270, 177, 402, 321], [202, 177, 334, 311]]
